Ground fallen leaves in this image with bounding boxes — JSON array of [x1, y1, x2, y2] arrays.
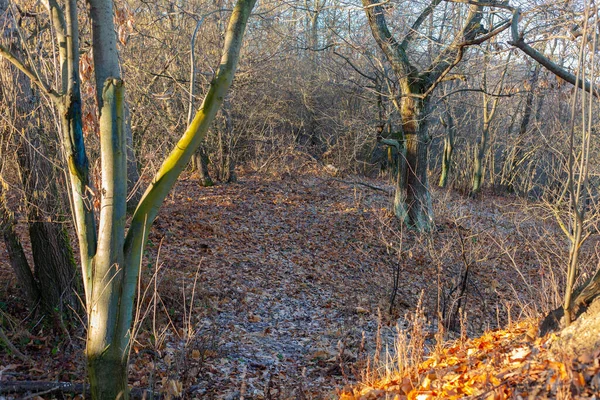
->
[[340, 319, 600, 399]]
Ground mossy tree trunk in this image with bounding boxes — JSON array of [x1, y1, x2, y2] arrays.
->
[[394, 80, 433, 231], [438, 102, 455, 188]]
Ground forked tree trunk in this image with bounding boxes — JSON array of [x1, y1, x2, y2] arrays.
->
[[362, 0, 496, 230], [85, 2, 256, 398]]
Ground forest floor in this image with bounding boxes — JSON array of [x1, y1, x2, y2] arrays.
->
[[1, 166, 599, 399]]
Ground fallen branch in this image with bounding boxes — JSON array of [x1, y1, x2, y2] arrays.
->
[[319, 176, 393, 194], [0, 381, 158, 399]]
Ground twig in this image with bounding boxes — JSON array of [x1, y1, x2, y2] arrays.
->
[[0, 327, 29, 362]]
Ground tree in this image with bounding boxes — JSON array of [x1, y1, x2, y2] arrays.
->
[[0, 0, 78, 324], [361, 0, 511, 230], [502, 2, 600, 330], [0, 0, 256, 398], [471, 47, 510, 195]]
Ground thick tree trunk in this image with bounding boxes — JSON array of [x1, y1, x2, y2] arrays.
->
[[361, 0, 489, 231], [0, 1, 77, 319], [0, 186, 39, 306], [29, 221, 77, 317], [395, 92, 433, 231], [17, 134, 78, 320]]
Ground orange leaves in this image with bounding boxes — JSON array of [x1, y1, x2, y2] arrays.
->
[[342, 319, 600, 399]]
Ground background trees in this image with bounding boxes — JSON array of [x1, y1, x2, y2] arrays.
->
[[2, 0, 600, 396]]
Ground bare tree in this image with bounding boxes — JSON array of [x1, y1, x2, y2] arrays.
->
[[362, 0, 511, 230], [0, 0, 256, 397], [0, 0, 78, 323]]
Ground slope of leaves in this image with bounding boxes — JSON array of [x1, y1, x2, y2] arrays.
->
[[341, 319, 600, 399]]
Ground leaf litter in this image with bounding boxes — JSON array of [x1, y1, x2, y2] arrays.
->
[[0, 168, 599, 398]]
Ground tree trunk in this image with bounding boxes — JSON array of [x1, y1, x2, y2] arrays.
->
[[0, 185, 39, 307], [88, 0, 141, 211], [85, 2, 256, 398], [471, 123, 489, 195], [438, 106, 455, 188], [192, 146, 214, 187], [17, 133, 78, 320], [362, 0, 491, 231], [29, 221, 77, 317], [86, 78, 129, 400], [221, 102, 237, 183], [395, 91, 433, 231]]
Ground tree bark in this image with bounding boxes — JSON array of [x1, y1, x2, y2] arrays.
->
[[17, 133, 78, 320], [0, 185, 39, 307], [395, 90, 433, 230], [87, 0, 142, 210], [86, 78, 129, 400]]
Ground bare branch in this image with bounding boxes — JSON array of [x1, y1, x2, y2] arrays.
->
[[0, 45, 60, 103], [509, 7, 600, 98], [333, 51, 376, 81], [361, 0, 418, 78], [400, 0, 444, 49]]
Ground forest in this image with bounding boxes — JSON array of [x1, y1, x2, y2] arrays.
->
[[1, 0, 600, 398]]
